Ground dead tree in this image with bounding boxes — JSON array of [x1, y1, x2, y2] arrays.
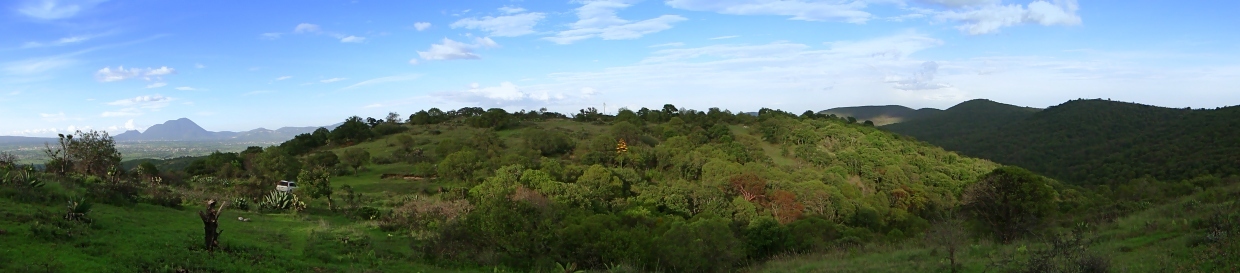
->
[[198, 199, 226, 252]]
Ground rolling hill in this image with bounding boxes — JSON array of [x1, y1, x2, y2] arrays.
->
[[818, 105, 943, 126], [884, 98, 1240, 185]]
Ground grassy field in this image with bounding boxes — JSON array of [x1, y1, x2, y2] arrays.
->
[[746, 183, 1240, 273]]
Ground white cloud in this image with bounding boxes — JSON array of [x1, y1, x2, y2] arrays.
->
[[17, 0, 105, 20], [275, 76, 292, 81], [294, 23, 321, 33], [493, 32, 966, 111], [94, 66, 176, 82], [414, 22, 432, 31], [342, 74, 422, 90], [935, 0, 1081, 35], [474, 37, 500, 48], [408, 59, 419, 65], [885, 61, 951, 90], [320, 78, 347, 83], [260, 33, 282, 40], [195, 63, 205, 69], [340, 36, 366, 43], [40, 112, 68, 122], [451, 11, 546, 37], [124, 119, 135, 130], [650, 42, 685, 48], [416, 38, 501, 61], [175, 86, 196, 91], [107, 94, 173, 109], [363, 103, 384, 109], [665, 0, 872, 23], [145, 82, 167, 88], [546, 0, 686, 44], [145, 66, 174, 76], [710, 35, 740, 40], [499, 6, 526, 14]]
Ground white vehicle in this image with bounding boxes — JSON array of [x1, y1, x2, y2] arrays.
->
[[276, 180, 298, 192]]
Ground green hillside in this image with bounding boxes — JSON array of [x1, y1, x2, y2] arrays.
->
[[885, 99, 1240, 185], [2, 104, 1237, 272]]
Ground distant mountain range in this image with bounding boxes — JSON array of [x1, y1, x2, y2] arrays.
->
[[114, 118, 341, 142], [817, 105, 943, 126], [1, 118, 340, 144]]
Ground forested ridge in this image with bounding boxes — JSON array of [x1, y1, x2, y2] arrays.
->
[[885, 98, 1240, 185]]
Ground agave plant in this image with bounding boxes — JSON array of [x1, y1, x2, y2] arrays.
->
[[10, 169, 43, 189], [232, 197, 250, 211], [555, 262, 584, 273], [65, 197, 92, 223], [261, 190, 306, 212]]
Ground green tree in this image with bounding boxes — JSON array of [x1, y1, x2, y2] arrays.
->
[[657, 217, 744, 272], [438, 150, 481, 182], [136, 161, 160, 180], [297, 168, 334, 210], [962, 166, 1059, 243], [577, 164, 624, 204], [329, 116, 373, 145], [341, 148, 371, 175], [305, 151, 340, 170], [256, 147, 302, 181], [523, 129, 575, 156], [47, 130, 122, 177]]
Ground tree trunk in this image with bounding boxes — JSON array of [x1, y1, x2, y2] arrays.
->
[[198, 200, 226, 252]]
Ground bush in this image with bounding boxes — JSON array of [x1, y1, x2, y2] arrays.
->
[[656, 217, 744, 272], [372, 123, 408, 136], [232, 197, 251, 211], [144, 186, 184, 209], [30, 218, 90, 241], [86, 180, 142, 206], [744, 217, 791, 260]]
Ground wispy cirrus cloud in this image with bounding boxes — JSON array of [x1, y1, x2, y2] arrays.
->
[[451, 7, 545, 37], [342, 74, 421, 90], [320, 78, 347, 83], [415, 37, 500, 62], [94, 66, 176, 82], [17, 0, 108, 20], [22, 31, 114, 48], [287, 23, 367, 43], [545, 0, 686, 44]]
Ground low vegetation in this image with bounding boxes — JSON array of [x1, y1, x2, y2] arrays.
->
[[1, 102, 1237, 272]]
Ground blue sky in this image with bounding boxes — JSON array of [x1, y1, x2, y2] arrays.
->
[[2, 0, 1238, 136]]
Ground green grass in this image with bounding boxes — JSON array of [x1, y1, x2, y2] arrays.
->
[[748, 184, 1240, 273], [0, 177, 488, 273]]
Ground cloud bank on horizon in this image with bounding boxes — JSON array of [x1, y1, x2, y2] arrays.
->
[[1, 0, 1238, 136]]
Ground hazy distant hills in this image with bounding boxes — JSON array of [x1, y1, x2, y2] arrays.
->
[[114, 118, 339, 142], [818, 105, 943, 126], [0, 118, 340, 144], [883, 98, 1240, 185]]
